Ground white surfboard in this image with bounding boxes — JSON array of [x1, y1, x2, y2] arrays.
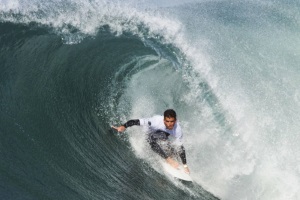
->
[[162, 162, 192, 182]]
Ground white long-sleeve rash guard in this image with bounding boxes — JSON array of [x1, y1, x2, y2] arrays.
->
[[123, 115, 184, 146], [122, 115, 187, 164], [139, 115, 183, 146]]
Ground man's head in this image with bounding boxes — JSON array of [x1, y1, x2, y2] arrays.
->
[[164, 109, 177, 130]]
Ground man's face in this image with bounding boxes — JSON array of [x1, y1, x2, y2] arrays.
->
[[164, 117, 176, 130]]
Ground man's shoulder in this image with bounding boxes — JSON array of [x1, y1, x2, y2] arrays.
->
[[152, 115, 163, 119], [139, 115, 162, 125], [148, 115, 163, 124]]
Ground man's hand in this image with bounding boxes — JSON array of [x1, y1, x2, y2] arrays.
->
[[166, 157, 179, 169], [183, 165, 190, 174], [111, 125, 126, 132]]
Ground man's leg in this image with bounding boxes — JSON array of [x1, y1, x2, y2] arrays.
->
[[148, 136, 179, 169], [149, 138, 168, 159]]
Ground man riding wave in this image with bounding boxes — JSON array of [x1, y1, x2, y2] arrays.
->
[[112, 109, 190, 174]]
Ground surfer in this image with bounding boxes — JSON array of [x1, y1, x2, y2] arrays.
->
[[112, 109, 190, 174]]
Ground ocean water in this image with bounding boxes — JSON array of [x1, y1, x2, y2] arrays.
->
[[1, 0, 300, 199]]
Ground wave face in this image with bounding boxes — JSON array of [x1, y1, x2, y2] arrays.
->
[[1, 0, 300, 200]]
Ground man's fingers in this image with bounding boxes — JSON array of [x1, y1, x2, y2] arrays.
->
[[184, 168, 190, 174], [111, 126, 122, 132]]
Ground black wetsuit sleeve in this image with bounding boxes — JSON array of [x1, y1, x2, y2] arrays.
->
[[179, 145, 187, 165], [123, 119, 140, 128]]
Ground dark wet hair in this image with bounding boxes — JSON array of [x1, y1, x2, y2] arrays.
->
[[164, 109, 177, 119]]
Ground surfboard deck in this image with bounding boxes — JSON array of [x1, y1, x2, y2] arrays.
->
[[162, 161, 192, 182]]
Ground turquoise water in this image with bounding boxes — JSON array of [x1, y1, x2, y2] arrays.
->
[[1, 0, 300, 199]]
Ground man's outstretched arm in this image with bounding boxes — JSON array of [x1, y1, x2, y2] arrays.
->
[[112, 119, 140, 132]]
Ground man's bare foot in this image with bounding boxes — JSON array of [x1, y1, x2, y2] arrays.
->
[[166, 157, 179, 169]]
